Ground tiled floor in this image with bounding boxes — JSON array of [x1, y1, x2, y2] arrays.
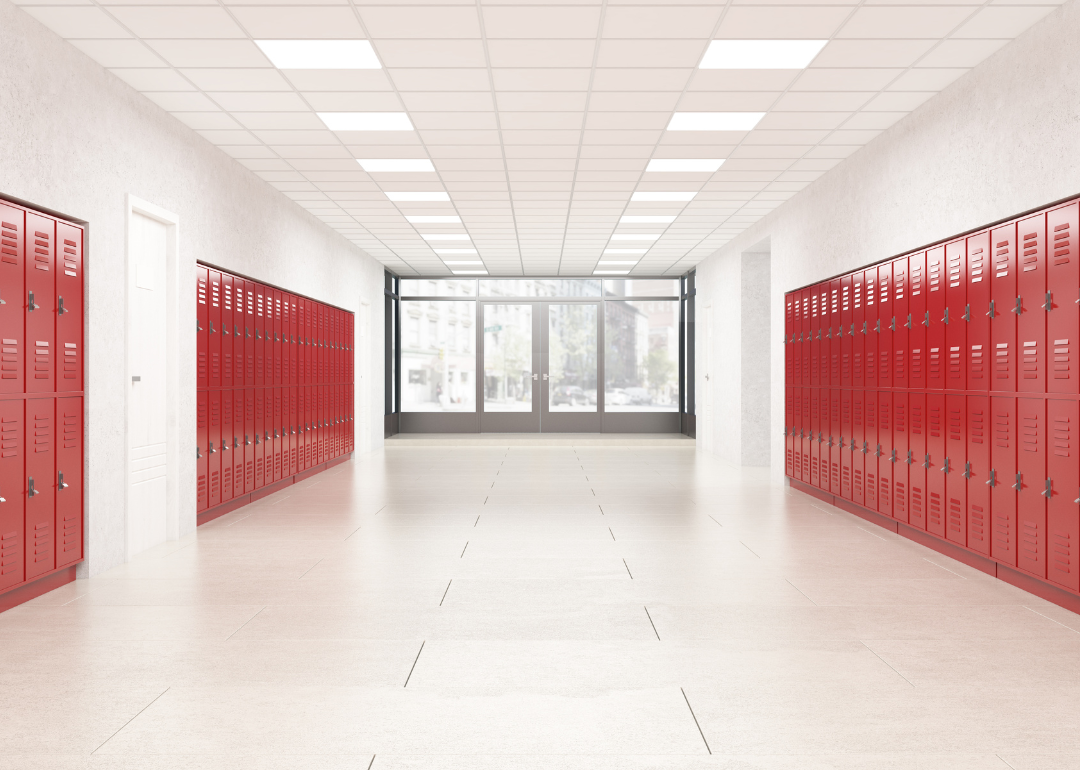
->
[[3, 445, 1080, 769]]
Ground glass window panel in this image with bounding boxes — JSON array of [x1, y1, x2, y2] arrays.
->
[[483, 304, 533, 412], [401, 300, 476, 412], [603, 278, 680, 297], [480, 279, 600, 298], [604, 299, 679, 412], [400, 279, 477, 297], [548, 304, 597, 412]]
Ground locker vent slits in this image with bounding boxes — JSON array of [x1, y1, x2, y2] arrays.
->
[[1052, 221, 1071, 264], [1054, 338, 1070, 379], [1023, 340, 1039, 379], [1053, 416, 1070, 458]]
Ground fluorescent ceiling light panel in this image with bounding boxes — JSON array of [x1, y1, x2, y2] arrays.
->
[[421, 233, 470, 241], [604, 249, 648, 254], [597, 260, 638, 265], [667, 112, 764, 131], [700, 39, 827, 70], [386, 191, 450, 202], [255, 40, 380, 70], [620, 215, 676, 224], [630, 192, 696, 202], [434, 248, 477, 254], [452, 270, 487, 275], [443, 260, 483, 265], [406, 216, 461, 223], [646, 159, 724, 173], [610, 234, 660, 241], [358, 159, 434, 172], [594, 270, 630, 275], [318, 112, 413, 131]]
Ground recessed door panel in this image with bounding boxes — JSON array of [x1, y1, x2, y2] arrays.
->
[[0, 399, 25, 590], [809, 388, 821, 489], [244, 388, 254, 493], [24, 398, 55, 579], [864, 390, 878, 509], [55, 397, 82, 568], [829, 388, 841, 496], [876, 391, 891, 517], [875, 263, 891, 389], [909, 252, 927, 391], [197, 390, 208, 511], [208, 271, 221, 390], [926, 393, 946, 538], [926, 246, 945, 391], [945, 394, 966, 545], [254, 388, 265, 490], [840, 277, 852, 387], [863, 268, 878, 388], [990, 223, 1017, 392], [892, 393, 909, 523], [908, 392, 927, 530], [840, 389, 853, 500], [852, 388, 865, 506], [892, 257, 909, 389], [829, 279, 841, 387], [208, 390, 221, 508], [221, 273, 235, 389], [1017, 214, 1047, 393], [991, 396, 1018, 566], [945, 240, 966, 390]]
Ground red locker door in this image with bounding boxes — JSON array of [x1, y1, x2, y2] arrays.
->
[[307, 385, 316, 470], [875, 263, 891, 388], [852, 389, 865, 506], [785, 388, 795, 477], [800, 290, 811, 387], [892, 393, 908, 523], [25, 213, 56, 394], [290, 385, 299, 475], [319, 384, 328, 465], [25, 398, 55, 579], [809, 389, 821, 488], [908, 252, 927, 390], [863, 268, 878, 388], [197, 267, 209, 389], [839, 278, 852, 387], [0, 204, 26, 395], [1047, 398, 1079, 591], [828, 280, 841, 387], [273, 387, 283, 483], [254, 284, 266, 387], [1047, 203, 1079, 394], [243, 281, 255, 387], [991, 396, 1018, 565], [0, 399, 25, 590], [926, 246, 945, 390], [55, 397, 82, 567], [1017, 397, 1047, 577], [1017, 213, 1046, 393], [864, 390, 878, 509], [926, 393, 946, 538], [232, 389, 244, 497], [55, 222, 83, 392], [876, 391, 891, 516], [348, 382, 354, 453], [945, 394, 966, 545], [254, 388, 265, 489], [966, 231, 991, 392], [789, 295, 800, 385], [208, 391, 221, 508], [799, 389, 810, 482], [966, 397, 991, 555], [944, 239, 966, 390], [908, 392, 927, 530], [852, 275, 864, 389], [220, 390, 233, 504], [891, 257, 908, 389], [809, 289, 821, 388], [840, 389, 852, 498], [196, 390, 208, 512], [209, 271, 221, 389], [221, 273, 234, 389], [990, 223, 1017, 392], [244, 388, 255, 494], [274, 290, 283, 387]]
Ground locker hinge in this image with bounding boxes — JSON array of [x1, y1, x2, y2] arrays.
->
[[942, 307, 949, 325], [1013, 472, 1022, 491], [906, 450, 914, 465], [862, 442, 869, 455], [1044, 478, 1053, 499], [196, 446, 201, 459], [890, 317, 896, 332], [962, 304, 970, 322], [874, 319, 881, 334], [923, 454, 931, 469], [58, 471, 68, 490], [963, 462, 971, 479], [875, 443, 882, 457], [208, 441, 215, 454], [889, 449, 897, 464], [58, 296, 66, 315], [27, 477, 36, 497], [905, 314, 912, 329], [923, 311, 930, 327], [987, 300, 995, 319], [942, 457, 950, 474], [1044, 291, 1053, 312], [28, 291, 37, 311], [987, 469, 996, 487], [861, 322, 867, 335], [1013, 296, 1023, 315]]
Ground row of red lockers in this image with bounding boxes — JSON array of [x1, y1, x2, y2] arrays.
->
[[784, 199, 1078, 393], [196, 384, 353, 512], [0, 201, 84, 394], [197, 266, 353, 391], [0, 396, 83, 594]]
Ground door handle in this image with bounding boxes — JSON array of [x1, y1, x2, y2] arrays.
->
[[906, 450, 914, 465], [245, 434, 251, 446], [861, 322, 867, 335], [905, 314, 912, 329], [875, 319, 881, 334], [255, 434, 260, 445], [542, 373, 549, 380], [987, 469, 996, 487], [942, 457, 950, 474], [58, 471, 69, 490], [210, 321, 215, 334], [862, 442, 869, 455], [1044, 478, 1053, 499], [236, 325, 241, 337], [208, 441, 215, 454], [963, 462, 971, 479], [1044, 292, 1053, 312], [889, 449, 897, 463], [942, 307, 949, 325], [818, 432, 825, 444], [28, 291, 37, 311], [221, 439, 228, 452], [988, 300, 995, 319], [532, 373, 538, 381], [1013, 472, 1022, 491], [963, 304, 971, 322], [1014, 296, 1023, 315], [922, 311, 930, 327], [234, 437, 240, 448], [890, 317, 896, 331], [27, 477, 35, 497], [838, 436, 845, 450], [923, 454, 931, 469], [58, 296, 66, 315], [875, 443, 882, 457], [246, 327, 251, 338], [826, 326, 831, 339]]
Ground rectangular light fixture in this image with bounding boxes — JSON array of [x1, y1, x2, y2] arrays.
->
[[620, 215, 676, 224], [386, 191, 450, 202], [452, 270, 487, 275], [610, 233, 659, 241], [597, 260, 638, 265], [604, 249, 647, 255], [434, 248, 477, 255], [630, 191, 696, 202], [406, 216, 461, 223], [667, 112, 764, 131], [443, 260, 483, 265], [358, 159, 434, 172], [421, 233, 470, 241], [700, 39, 827, 70], [255, 40, 380, 70], [646, 159, 725, 173], [318, 112, 413, 131], [594, 270, 630, 275]]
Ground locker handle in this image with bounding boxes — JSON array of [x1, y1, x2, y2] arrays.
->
[[245, 434, 251, 446], [1044, 478, 1053, 499], [246, 327, 251, 339], [1074, 487, 1080, 505], [58, 471, 68, 490], [838, 436, 845, 450], [1044, 291, 1053, 312], [58, 296, 66, 315], [0, 291, 4, 305], [256, 330, 261, 340], [987, 469, 996, 487], [254, 434, 260, 445], [196, 446, 201, 459], [221, 440, 228, 452], [922, 311, 930, 327], [235, 325, 240, 337], [28, 291, 37, 311], [28, 477, 36, 497], [923, 454, 931, 469], [209, 321, 215, 334], [875, 443, 882, 458], [906, 450, 914, 465], [798, 429, 804, 439], [987, 300, 995, 319], [827, 436, 834, 448], [264, 431, 270, 441], [233, 437, 239, 449], [874, 319, 881, 334], [1013, 472, 1022, 491], [861, 322, 867, 335], [889, 449, 897, 464], [942, 307, 949, 325], [942, 457, 950, 474], [197, 319, 202, 331], [963, 462, 971, 480], [1013, 296, 1023, 315], [782, 427, 788, 437], [849, 324, 855, 336], [274, 429, 279, 439], [208, 441, 215, 454], [825, 327, 831, 339], [862, 442, 869, 455], [890, 317, 896, 332], [962, 304, 970, 322]]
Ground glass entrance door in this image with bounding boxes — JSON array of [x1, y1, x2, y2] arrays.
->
[[541, 303, 601, 432], [481, 303, 539, 432]]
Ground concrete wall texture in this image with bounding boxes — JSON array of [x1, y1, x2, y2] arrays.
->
[[0, 0, 386, 576], [695, 0, 1080, 478]]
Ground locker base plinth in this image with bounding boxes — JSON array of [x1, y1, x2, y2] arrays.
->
[[789, 476, 1080, 615], [198, 453, 353, 526], [0, 565, 77, 614]]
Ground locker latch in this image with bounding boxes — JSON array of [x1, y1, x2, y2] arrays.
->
[[245, 434, 251, 446], [862, 442, 869, 455], [274, 429, 279, 439], [987, 300, 996, 319], [962, 304, 971, 322], [233, 437, 239, 449], [942, 457, 950, 474], [923, 454, 931, 469], [890, 317, 896, 332], [889, 449, 897, 464], [27, 477, 36, 497], [905, 314, 912, 329], [923, 311, 930, 327], [825, 327, 831, 339], [209, 321, 215, 334], [783, 335, 788, 345], [58, 296, 66, 315], [221, 439, 228, 452], [208, 441, 215, 454], [1013, 472, 1022, 491], [942, 307, 949, 325], [1044, 291, 1053, 312], [963, 462, 971, 480], [816, 330, 822, 340], [256, 330, 262, 340], [875, 444, 882, 457], [906, 450, 914, 465], [196, 446, 201, 459], [254, 434, 260, 445], [987, 469, 996, 487], [861, 322, 867, 335], [58, 471, 68, 490], [1013, 296, 1023, 315], [246, 327, 251, 338], [827, 436, 834, 448], [838, 436, 845, 450], [197, 320, 202, 331], [28, 291, 37, 311], [783, 426, 788, 437], [264, 431, 270, 441], [874, 320, 881, 334], [222, 325, 228, 336], [235, 325, 240, 337], [1074, 487, 1080, 505], [849, 324, 855, 336], [291, 426, 296, 435], [1044, 478, 1053, 499]]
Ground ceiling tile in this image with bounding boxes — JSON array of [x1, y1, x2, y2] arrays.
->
[[487, 39, 597, 68], [596, 39, 708, 68], [230, 6, 365, 38], [107, 6, 247, 38], [25, 6, 131, 37], [888, 68, 968, 91], [772, 91, 874, 111], [591, 68, 693, 91], [149, 40, 271, 67], [717, 6, 853, 37], [401, 92, 496, 111], [142, 91, 220, 111], [70, 39, 165, 67], [209, 91, 310, 111], [181, 67, 292, 91], [600, 5, 723, 38], [792, 68, 904, 91], [688, 70, 801, 91], [233, 111, 325, 130], [390, 68, 491, 91], [491, 68, 593, 91], [482, 5, 602, 38], [109, 67, 196, 91], [812, 39, 936, 68], [284, 70, 394, 92], [837, 6, 976, 38], [302, 92, 403, 111]]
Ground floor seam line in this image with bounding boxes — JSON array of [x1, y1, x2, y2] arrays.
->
[[644, 605, 660, 640], [440, 580, 452, 606], [91, 686, 170, 755], [681, 687, 712, 755], [225, 606, 265, 641], [404, 641, 425, 688], [861, 640, 916, 687]]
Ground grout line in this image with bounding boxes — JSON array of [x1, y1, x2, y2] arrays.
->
[[404, 641, 426, 688], [923, 558, 967, 580], [786, 578, 817, 606], [460, 541, 469, 558], [623, 558, 633, 579], [1024, 606, 1080, 634], [373, 505, 386, 516], [439, 580, 452, 607], [298, 560, 323, 580], [741, 542, 761, 558], [592, 489, 596, 496], [92, 687, 171, 754], [598, 504, 604, 515], [997, 754, 1018, 769], [474, 514, 480, 527], [609, 527, 616, 542], [367, 755, 376, 770], [644, 605, 660, 641], [225, 606, 265, 641], [860, 641, 916, 688], [856, 527, 888, 541], [680, 687, 712, 755], [344, 526, 362, 541], [484, 496, 488, 505], [707, 514, 722, 527]]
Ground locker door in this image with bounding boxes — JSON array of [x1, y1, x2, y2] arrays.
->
[[875, 263, 892, 388], [209, 271, 221, 389], [863, 268, 878, 388], [852, 389, 865, 506], [348, 382, 354, 453], [254, 284, 266, 388], [55, 222, 83, 392], [891, 257, 909, 389], [852, 275, 865, 389], [1047, 203, 1079, 394], [945, 394, 966, 545], [840, 389, 853, 499], [799, 389, 810, 482], [290, 385, 299, 475], [966, 232, 991, 392], [25, 213, 56, 394], [273, 387, 282, 483], [244, 281, 255, 387], [966, 397, 991, 554], [926, 246, 945, 390], [876, 391, 891, 516], [990, 223, 1017, 392], [0, 399, 25, 590], [788, 294, 799, 385], [196, 390, 208, 511], [809, 388, 821, 488], [1047, 398, 1079, 591], [55, 397, 82, 567], [0, 204, 25, 395], [24, 398, 55, 579], [892, 393, 908, 523], [1017, 213, 1046, 393], [232, 389, 244, 499], [829, 279, 841, 387], [197, 266, 209, 389], [799, 290, 810, 387], [254, 388, 265, 489], [221, 273, 234, 389], [908, 252, 927, 390], [785, 388, 795, 476], [1017, 397, 1047, 577], [865, 390, 879, 508], [926, 393, 946, 538], [290, 295, 299, 386], [244, 388, 254, 494], [208, 390, 221, 508], [220, 389, 233, 503], [319, 384, 328, 465], [909, 392, 927, 530], [991, 396, 1018, 566], [273, 290, 283, 387], [809, 289, 821, 387], [944, 239, 966, 390], [840, 277, 852, 387]]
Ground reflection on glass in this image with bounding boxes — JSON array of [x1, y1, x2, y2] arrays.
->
[[605, 299, 679, 412], [548, 304, 597, 412], [401, 279, 477, 297], [401, 300, 476, 412], [483, 304, 532, 412], [481, 279, 601, 298], [603, 278, 679, 297]]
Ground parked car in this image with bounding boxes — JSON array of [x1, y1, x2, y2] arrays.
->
[[624, 387, 652, 405], [553, 385, 588, 406], [606, 388, 632, 405], [584, 389, 597, 405]]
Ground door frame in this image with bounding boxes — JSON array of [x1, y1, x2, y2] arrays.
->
[[124, 195, 182, 558], [539, 300, 603, 433], [479, 300, 541, 433]]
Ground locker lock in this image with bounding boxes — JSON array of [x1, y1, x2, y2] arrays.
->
[[817, 432, 824, 444], [862, 441, 869, 455], [1044, 478, 1053, 499], [58, 296, 66, 315], [889, 449, 897, 464], [28, 291, 38, 312], [922, 311, 930, 327], [1044, 292, 1053, 312], [208, 441, 215, 454], [987, 300, 996, 319], [942, 307, 949, 325], [254, 434, 260, 445], [245, 434, 251, 446], [233, 437, 239, 449], [942, 457, 950, 474], [839, 436, 845, 450], [861, 322, 867, 335], [1013, 472, 1022, 491], [905, 314, 913, 329], [874, 319, 881, 334], [827, 435, 834, 448], [874, 443, 882, 458], [221, 439, 228, 452], [923, 454, 931, 469], [962, 304, 971, 322], [27, 477, 36, 497], [58, 471, 69, 489], [890, 317, 896, 332], [963, 462, 971, 480], [906, 450, 914, 465], [209, 321, 215, 334], [987, 469, 996, 488], [1013, 296, 1023, 315]]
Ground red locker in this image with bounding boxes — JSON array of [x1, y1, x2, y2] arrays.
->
[[55, 222, 83, 392], [290, 296, 300, 386], [990, 223, 1018, 392], [891, 257, 908, 389], [864, 268, 878, 388], [197, 267, 209, 390], [244, 388, 255, 494], [967, 397, 991, 554], [0, 204, 25, 395], [908, 252, 927, 390], [272, 387, 282, 483], [909, 392, 927, 530], [197, 390, 208, 512], [799, 289, 811, 387], [25, 213, 56, 394], [1047, 203, 1079, 394], [944, 239, 966, 390], [864, 390, 878, 509], [877, 391, 891, 517], [788, 296, 799, 385], [254, 388, 265, 489], [289, 385, 299, 475], [852, 275, 864, 389], [991, 396, 1018, 565], [208, 390, 221, 508], [926, 393, 945, 538], [0, 399, 24, 590], [231, 388, 244, 497], [828, 279, 841, 387], [926, 246, 945, 390], [810, 290, 822, 388], [348, 382, 354, 453], [875, 263, 891, 389], [945, 394, 966, 545], [221, 273, 235, 389], [892, 393, 909, 523], [1018, 214, 1047, 393], [840, 389, 853, 499], [305, 385, 314, 471], [966, 231, 990, 392], [209, 271, 221, 390], [852, 389, 865, 506], [1047, 398, 1079, 591], [220, 389, 233, 503], [244, 281, 255, 388], [24, 397, 55, 579], [273, 290, 283, 387], [785, 387, 795, 477], [55, 396, 82, 567], [1017, 397, 1047, 577], [255, 284, 266, 387]]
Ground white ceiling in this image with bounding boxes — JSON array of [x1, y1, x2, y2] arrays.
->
[[17, 0, 1063, 276]]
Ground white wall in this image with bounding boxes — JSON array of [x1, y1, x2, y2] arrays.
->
[[0, 0, 386, 576], [695, 0, 1080, 479]]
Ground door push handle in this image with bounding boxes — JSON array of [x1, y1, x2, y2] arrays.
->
[[987, 469, 996, 487], [923, 454, 931, 469], [28, 291, 37, 311], [963, 462, 971, 480], [906, 450, 914, 465], [1044, 291, 1053, 312], [988, 300, 996, 319], [890, 317, 896, 332], [1013, 472, 1022, 491], [1044, 478, 1053, 499], [58, 296, 66, 315], [58, 471, 69, 490], [1014, 296, 1023, 315], [875, 443, 882, 458], [905, 314, 913, 329], [942, 457, 950, 474], [942, 307, 949, 325], [923, 311, 930, 327], [208, 441, 215, 454], [27, 477, 35, 497], [962, 304, 971, 322], [889, 449, 897, 463], [532, 373, 538, 381]]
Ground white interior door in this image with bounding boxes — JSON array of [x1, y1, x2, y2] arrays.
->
[[360, 300, 371, 452], [128, 212, 168, 557]]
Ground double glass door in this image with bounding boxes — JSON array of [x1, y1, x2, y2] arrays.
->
[[481, 302, 600, 432]]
